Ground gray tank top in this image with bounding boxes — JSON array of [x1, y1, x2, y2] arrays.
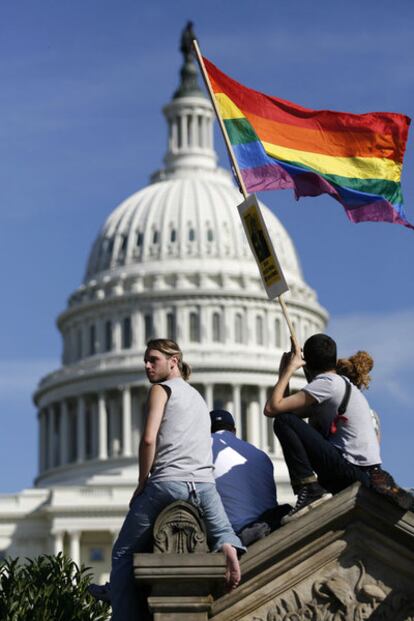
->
[[149, 377, 215, 483]]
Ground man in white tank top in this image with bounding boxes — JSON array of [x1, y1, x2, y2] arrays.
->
[[108, 339, 244, 621]]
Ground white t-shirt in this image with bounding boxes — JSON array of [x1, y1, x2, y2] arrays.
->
[[211, 430, 277, 533], [303, 373, 381, 467]]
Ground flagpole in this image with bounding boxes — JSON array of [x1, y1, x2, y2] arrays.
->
[[192, 38, 300, 352], [192, 39, 248, 198]]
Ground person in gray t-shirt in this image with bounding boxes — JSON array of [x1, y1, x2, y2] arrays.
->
[[264, 333, 409, 522]]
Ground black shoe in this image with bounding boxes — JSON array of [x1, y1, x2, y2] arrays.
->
[[370, 468, 414, 511], [281, 484, 332, 525]]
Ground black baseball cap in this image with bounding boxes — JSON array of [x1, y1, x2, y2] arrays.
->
[[209, 409, 235, 429]]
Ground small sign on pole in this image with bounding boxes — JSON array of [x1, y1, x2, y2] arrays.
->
[[238, 194, 289, 300]]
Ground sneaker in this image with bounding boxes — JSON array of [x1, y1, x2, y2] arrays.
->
[[88, 582, 111, 603], [281, 484, 332, 525], [370, 468, 414, 511]]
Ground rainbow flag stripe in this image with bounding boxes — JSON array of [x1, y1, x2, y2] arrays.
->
[[203, 56, 413, 230]]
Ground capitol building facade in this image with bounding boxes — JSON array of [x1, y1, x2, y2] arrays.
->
[[0, 35, 327, 581]]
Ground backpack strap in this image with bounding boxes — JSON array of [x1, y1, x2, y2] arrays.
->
[[330, 376, 351, 435]]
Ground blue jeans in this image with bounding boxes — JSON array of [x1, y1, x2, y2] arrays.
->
[[110, 480, 244, 621], [273, 413, 370, 494]]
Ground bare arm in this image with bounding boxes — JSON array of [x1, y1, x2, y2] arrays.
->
[[130, 384, 168, 505], [264, 342, 316, 417]]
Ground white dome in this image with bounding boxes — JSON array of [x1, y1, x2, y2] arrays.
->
[[85, 172, 303, 287]]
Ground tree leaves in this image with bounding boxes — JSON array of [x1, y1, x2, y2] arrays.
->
[[0, 554, 110, 621]]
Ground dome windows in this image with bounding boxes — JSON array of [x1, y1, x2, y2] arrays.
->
[[212, 312, 222, 343], [187, 116, 193, 147], [234, 313, 244, 344], [105, 320, 113, 352], [76, 329, 83, 360], [275, 318, 282, 348], [122, 317, 132, 349], [189, 312, 200, 342], [188, 228, 195, 242], [166, 312, 176, 341], [144, 314, 153, 342], [256, 315, 264, 346], [198, 115, 204, 147], [89, 324, 96, 356], [170, 228, 177, 243], [136, 231, 144, 247], [153, 230, 159, 244], [120, 234, 128, 252], [207, 228, 214, 242]]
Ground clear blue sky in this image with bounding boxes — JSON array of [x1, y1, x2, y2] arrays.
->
[[1, 0, 413, 492]]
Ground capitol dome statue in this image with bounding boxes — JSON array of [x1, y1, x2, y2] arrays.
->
[[0, 27, 327, 581]]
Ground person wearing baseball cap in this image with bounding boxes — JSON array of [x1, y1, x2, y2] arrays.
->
[[210, 409, 291, 545]]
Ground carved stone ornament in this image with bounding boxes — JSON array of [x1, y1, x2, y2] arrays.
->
[[152, 500, 209, 554], [252, 561, 414, 621]]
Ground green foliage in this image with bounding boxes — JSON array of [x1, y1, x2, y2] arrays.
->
[[0, 553, 110, 621]]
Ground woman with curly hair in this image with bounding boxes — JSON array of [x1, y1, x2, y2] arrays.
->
[[266, 334, 412, 521], [337, 351, 380, 442]]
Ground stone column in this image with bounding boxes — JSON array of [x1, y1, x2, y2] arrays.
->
[[232, 384, 241, 432], [98, 393, 108, 460], [122, 386, 132, 457], [192, 111, 198, 146], [259, 386, 268, 451], [91, 399, 98, 459], [113, 318, 121, 351], [131, 311, 140, 348], [181, 114, 188, 148], [38, 410, 46, 473], [204, 384, 214, 411], [53, 531, 64, 556], [198, 305, 206, 343], [60, 400, 69, 467], [76, 396, 86, 463], [69, 531, 81, 567], [247, 399, 261, 446], [47, 405, 55, 470], [172, 117, 178, 150]]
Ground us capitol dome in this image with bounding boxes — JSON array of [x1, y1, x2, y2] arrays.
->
[[0, 29, 327, 580]]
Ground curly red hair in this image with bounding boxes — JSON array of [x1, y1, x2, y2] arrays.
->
[[336, 351, 373, 390]]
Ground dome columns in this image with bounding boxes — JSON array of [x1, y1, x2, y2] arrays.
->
[[121, 386, 132, 458], [98, 392, 108, 460], [52, 530, 64, 556], [161, 98, 217, 174], [69, 530, 81, 567], [76, 397, 86, 463], [60, 400, 69, 466], [37, 386, 146, 479]]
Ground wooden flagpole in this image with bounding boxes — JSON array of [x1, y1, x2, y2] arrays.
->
[[192, 38, 300, 351]]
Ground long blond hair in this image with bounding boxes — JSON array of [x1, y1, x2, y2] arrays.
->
[[336, 351, 373, 390], [145, 339, 192, 380]]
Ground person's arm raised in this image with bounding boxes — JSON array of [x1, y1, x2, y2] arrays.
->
[[130, 384, 168, 506], [264, 342, 316, 417]]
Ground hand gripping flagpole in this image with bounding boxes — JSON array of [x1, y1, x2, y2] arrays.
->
[[192, 38, 300, 351]]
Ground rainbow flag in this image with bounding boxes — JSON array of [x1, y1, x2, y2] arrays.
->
[[203, 56, 412, 230]]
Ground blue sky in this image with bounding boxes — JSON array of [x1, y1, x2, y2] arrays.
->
[[1, 0, 413, 492]]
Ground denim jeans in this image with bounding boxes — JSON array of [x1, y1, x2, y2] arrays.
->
[[110, 480, 244, 621], [273, 413, 370, 494]]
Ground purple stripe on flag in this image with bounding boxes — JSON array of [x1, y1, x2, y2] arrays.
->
[[241, 162, 414, 230], [344, 201, 414, 229]]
